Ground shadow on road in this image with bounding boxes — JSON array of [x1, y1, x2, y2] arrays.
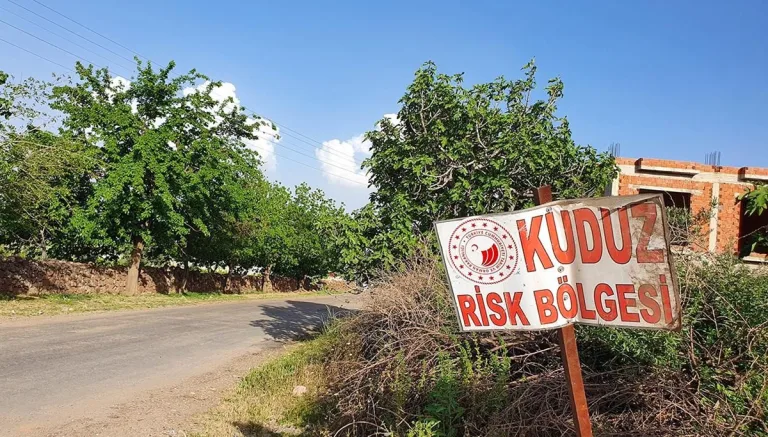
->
[[232, 421, 283, 437], [249, 300, 356, 342]]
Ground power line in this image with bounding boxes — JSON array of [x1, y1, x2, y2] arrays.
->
[[0, 36, 369, 187], [0, 36, 73, 72], [4, 0, 367, 174], [279, 129, 362, 165], [4, 0, 138, 66], [0, 5, 134, 74], [28, 0, 147, 61], [0, 18, 103, 69], [16, 0, 364, 167], [263, 140, 369, 188], [1, 28, 363, 173], [268, 135, 366, 177]]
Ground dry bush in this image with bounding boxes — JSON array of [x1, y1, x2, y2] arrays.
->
[[316, 252, 768, 436]]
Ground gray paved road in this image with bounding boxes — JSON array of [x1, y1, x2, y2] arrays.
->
[[0, 295, 358, 436]]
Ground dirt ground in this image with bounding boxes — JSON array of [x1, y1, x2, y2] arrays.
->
[[32, 348, 285, 437]]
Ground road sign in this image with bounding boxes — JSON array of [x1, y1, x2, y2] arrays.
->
[[435, 193, 681, 332]]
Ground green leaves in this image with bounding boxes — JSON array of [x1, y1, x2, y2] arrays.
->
[[0, 71, 10, 119], [340, 60, 618, 281], [738, 184, 768, 255], [740, 184, 768, 216], [48, 60, 266, 274]]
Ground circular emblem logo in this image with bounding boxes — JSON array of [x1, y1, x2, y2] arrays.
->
[[448, 219, 519, 284]]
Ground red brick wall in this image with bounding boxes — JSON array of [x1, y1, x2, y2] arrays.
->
[[718, 183, 749, 253], [616, 157, 760, 254], [618, 174, 715, 250]]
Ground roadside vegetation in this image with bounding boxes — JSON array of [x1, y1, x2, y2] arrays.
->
[[194, 253, 768, 437], [194, 332, 336, 437], [0, 290, 339, 319]]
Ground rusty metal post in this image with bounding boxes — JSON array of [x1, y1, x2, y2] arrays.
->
[[533, 185, 593, 437]]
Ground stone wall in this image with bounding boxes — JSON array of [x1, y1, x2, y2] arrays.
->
[[0, 258, 306, 295]]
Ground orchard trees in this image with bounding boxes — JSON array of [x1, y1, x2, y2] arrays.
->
[[0, 71, 94, 259], [51, 61, 261, 294], [1, 62, 349, 291], [0, 131, 95, 259]]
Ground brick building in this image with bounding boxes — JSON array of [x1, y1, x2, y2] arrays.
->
[[610, 157, 768, 261]]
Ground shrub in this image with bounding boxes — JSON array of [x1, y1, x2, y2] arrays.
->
[[317, 253, 768, 436]]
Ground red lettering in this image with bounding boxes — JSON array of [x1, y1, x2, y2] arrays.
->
[[534, 289, 558, 324], [638, 284, 661, 324], [616, 284, 640, 322], [546, 211, 576, 264], [557, 283, 579, 319], [486, 292, 507, 327], [576, 283, 597, 320], [601, 207, 632, 264], [631, 203, 665, 263], [594, 283, 618, 321], [659, 274, 673, 324], [474, 286, 489, 326], [573, 208, 603, 264], [457, 294, 480, 327], [517, 216, 554, 272], [503, 292, 530, 326]]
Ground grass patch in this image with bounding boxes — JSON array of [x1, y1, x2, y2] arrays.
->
[[0, 290, 338, 319], [193, 329, 336, 437]]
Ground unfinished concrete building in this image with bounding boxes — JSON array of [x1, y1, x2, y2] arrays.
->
[[610, 157, 768, 262]]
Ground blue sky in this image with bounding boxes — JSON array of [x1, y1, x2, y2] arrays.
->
[[1, 0, 766, 210]]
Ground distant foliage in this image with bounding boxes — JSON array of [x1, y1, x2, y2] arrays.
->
[[0, 64, 348, 291]]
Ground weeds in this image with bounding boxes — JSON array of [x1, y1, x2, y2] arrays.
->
[[195, 254, 768, 436], [319, 254, 768, 436]]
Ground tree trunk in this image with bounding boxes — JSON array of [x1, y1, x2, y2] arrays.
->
[[263, 264, 273, 293], [126, 238, 144, 295], [223, 261, 234, 293], [39, 229, 47, 261], [180, 259, 189, 294]]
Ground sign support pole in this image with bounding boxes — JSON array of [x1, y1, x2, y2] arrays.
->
[[533, 185, 593, 437]]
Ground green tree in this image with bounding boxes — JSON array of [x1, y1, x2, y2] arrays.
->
[[0, 131, 96, 259], [51, 61, 261, 294], [0, 72, 93, 259], [251, 182, 294, 291], [278, 183, 347, 281], [344, 61, 617, 280], [0, 71, 10, 118], [182, 167, 269, 291]]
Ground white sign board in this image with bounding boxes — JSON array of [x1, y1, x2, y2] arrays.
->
[[435, 194, 681, 332]]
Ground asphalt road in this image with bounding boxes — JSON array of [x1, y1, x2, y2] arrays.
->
[[0, 294, 359, 436]]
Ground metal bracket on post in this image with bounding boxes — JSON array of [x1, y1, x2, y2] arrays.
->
[[533, 185, 593, 437]]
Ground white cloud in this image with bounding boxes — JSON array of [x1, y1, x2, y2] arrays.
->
[[380, 113, 399, 128], [315, 113, 398, 187], [107, 76, 138, 114], [182, 81, 279, 170], [110, 76, 131, 91], [244, 118, 279, 171], [315, 134, 371, 187]]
